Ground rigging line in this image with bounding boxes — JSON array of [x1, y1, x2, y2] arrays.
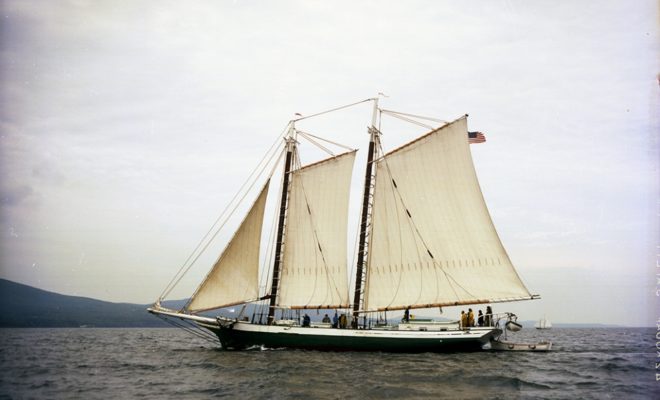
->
[[380, 109, 448, 124], [297, 131, 335, 156], [160, 132, 282, 300], [167, 145, 286, 304], [259, 173, 281, 300], [154, 314, 218, 344], [377, 141, 472, 303], [302, 171, 345, 308], [266, 144, 298, 308], [259, 148, 290, 299], [163, 140, 284, 302], [381, 111, 435, 130], [295, 130, 354, 151], [347, 204, 362, 305], [159, 123, 289, 300], [292, 151, 330, 307], [291, 98, 376, 123], [352, 127, 381, 310], [386, 167, 431, 308], [184, 179, 273, 312], [376, 141, 411, 310]]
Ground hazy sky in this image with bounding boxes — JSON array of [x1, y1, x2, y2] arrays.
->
[[1, 0, 657, 326]]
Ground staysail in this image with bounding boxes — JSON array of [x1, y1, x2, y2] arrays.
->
[[186, 180, 270, 312], [277, 150, 357, 309], [364, 116, 532, 311]]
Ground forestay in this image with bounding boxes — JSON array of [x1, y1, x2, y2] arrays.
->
[[186, 180, 270, 312], [277, 150, 357, 309], [364, 116, 532, 311]]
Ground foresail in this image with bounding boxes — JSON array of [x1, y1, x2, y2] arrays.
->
[[277, 150, 357, 309], [186, 180, 270, 313], [364, 116, 532, 311]]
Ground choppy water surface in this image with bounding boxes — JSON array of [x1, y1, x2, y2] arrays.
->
[[0, 327, 658, 399]]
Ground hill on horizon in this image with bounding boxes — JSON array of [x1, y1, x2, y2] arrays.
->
[[0, 279, 168, 328]]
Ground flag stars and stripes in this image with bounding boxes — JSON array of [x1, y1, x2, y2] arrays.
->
[[468, 131, 486, 144]]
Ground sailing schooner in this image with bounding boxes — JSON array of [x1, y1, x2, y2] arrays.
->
[[149, 97, 539, 352], [535, 316, 552, 330]]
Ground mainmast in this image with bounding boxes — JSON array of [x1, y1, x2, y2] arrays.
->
[[267, 126, 296, 325], [352, 98, 380, 327]]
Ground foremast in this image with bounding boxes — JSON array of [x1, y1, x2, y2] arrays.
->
[[352, 98, 380, 327], [267, 126, 297, 325]]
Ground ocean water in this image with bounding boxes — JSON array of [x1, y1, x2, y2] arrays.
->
[[0, 327, 658, 399]]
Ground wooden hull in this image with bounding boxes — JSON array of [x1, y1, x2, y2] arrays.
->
[[200, 321, 500, 352]]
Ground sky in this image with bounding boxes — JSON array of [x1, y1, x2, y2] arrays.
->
[[0, 0, 658, 326]]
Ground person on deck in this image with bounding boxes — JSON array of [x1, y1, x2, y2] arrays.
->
[[403, 307, 410, 323], [468, 309, 475, 327], [477, 310, 484, 327], [332, 312, 339, 328], [339, 314, 347, 329], [302, 314, 311, 327], [322, 314, 331, 323], [460, 310, 467, 329], [485, 306, 493, 327]]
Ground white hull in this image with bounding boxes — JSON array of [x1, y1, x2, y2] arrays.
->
[[490, 339, 552, 352]]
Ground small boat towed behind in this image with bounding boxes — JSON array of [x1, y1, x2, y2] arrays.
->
[[490, 339, 552, 352], [489, 312, 552, 352]]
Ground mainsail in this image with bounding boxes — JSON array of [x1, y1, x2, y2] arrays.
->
[[277, 150, 357, 309], [364, 116, 532, 311], [186, 180, 270, 312]]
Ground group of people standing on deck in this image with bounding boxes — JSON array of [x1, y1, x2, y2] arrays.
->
[[303, 312, 347, 328], [460, 306, 493, 329]]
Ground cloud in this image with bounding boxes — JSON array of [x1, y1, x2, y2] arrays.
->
[[0, 184, 34, 207]]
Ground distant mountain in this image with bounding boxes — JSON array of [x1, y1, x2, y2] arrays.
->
[[0, 279, 168, 328]]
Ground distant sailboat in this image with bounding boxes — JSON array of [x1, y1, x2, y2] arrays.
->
[[148, 97, 540, 352], [535, 316, 552, 330]]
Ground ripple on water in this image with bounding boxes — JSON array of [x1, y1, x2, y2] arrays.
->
[[0, 327, 658, 399]]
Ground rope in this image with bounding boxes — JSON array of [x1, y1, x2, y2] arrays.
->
[[160, 99, 375, 303], [381, 111, 435, 130], [297, 131, 335, 156], [154, 313, 219, 344], [292, 98, 375, 122], [184, 148, 285, 311], [380, 109, 448, 124], [258, 168, 283, 300], [296, 130, 354, 152], [159, 98, 377, 314], [375, 140, 416, 309], [160, 130, 287, 302], [350, 117, 383, 312], [376, 139, 477, 303], [294, 151, 346, 307]]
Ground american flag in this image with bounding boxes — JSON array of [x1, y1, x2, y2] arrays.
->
[[468, 131, 486, 144]]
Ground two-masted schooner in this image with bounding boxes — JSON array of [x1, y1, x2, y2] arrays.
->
[[149, 97, 538, 352]]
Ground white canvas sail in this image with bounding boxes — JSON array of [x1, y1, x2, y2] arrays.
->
[[364, 116, 532, 311], [277, 150, 357, 309], [186, 180, 270, 312]]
